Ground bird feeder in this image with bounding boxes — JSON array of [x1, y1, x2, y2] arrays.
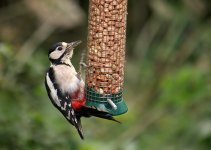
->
[[85, 0, 128, 116]]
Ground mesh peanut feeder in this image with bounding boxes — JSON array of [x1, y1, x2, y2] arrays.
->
[[85, 0, 128, 116]]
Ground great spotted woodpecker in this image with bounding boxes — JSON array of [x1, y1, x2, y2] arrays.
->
[[45, 41, 118, 139]]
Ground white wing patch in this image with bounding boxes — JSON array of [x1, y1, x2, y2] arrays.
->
[[46, 73, 61, 107]]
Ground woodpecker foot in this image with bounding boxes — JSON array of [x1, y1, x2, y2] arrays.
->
[[80, 62, 88, 69], [77, 62, 88, 80]]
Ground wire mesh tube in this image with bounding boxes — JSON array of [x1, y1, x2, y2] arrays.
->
[[85, 0, 128, 115]]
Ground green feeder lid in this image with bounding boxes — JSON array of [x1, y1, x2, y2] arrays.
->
[[85, 87, 128, 116]]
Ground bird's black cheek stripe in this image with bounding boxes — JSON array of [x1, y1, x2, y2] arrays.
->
[[49, 58, 61, 65], [57, 52, 66, 62], [50, 54, 71, 67]]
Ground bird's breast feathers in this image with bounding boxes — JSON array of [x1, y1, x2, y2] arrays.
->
[[53, 65, 84, 94]]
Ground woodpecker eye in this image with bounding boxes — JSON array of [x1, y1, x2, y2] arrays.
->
[[57, 46, 63, 51]]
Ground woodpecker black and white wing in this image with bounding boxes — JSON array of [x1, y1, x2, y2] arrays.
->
[[45, 67, 84, 139]]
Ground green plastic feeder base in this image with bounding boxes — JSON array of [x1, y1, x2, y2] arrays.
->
[[85, 87, 128, 116]]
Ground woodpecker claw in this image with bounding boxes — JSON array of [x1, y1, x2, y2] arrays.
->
[[80, 62, 88, 68]]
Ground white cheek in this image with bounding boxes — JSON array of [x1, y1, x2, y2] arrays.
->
[[50, 50, 64, 60]]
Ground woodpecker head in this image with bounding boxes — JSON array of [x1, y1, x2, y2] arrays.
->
[[48, 41, 81, 65]]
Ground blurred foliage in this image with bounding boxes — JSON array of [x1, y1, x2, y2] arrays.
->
[[0, 0, 211, 150]]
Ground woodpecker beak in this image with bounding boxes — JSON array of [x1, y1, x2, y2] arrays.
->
[[68, 41, 82, 48], [64, 41, 81, 59], [66, 41, 81, 51]]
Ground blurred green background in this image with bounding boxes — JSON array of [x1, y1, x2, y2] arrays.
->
[[1, 0, 211, 149]]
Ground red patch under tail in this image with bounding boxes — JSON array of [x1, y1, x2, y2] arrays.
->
[[70, 89, 86, 109]]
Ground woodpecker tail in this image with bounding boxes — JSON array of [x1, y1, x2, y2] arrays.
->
[[74, 116, 84, 140], [78, 106, 120, 123]]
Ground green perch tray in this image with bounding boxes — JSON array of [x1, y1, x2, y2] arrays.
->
[[85, 87, 128, 116]]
